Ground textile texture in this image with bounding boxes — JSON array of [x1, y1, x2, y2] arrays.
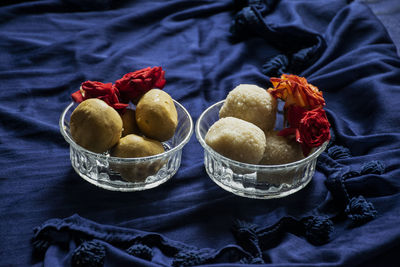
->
[[0, 0, 399, 266]]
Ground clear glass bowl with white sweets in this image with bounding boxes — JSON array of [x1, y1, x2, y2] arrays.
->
[[196, 100, 327, 199], [195, 83, 329, 199]]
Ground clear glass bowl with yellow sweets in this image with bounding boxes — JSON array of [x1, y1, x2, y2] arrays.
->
[[195, 80, 330, 199], [60, 97, 193, 192], [60, 68, 193, 191]]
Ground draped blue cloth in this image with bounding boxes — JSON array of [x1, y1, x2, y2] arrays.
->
[[0, 0, 399, 266]]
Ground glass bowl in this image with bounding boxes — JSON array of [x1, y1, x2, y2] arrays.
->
[[60, 100, 193, 191], [195, 100, 327, 199]]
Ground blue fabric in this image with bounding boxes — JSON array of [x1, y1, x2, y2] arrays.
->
[[360, 0, 400, 56], [0, 0, 399, 266]]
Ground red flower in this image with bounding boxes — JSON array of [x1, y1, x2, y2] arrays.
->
[[71, 81, 128, 112], [279, 107, 330, 156], [268, 74, 330, 156], [298, 108, 330, 147], [115, 66, 166, 103], [268, 74, 325, 110]]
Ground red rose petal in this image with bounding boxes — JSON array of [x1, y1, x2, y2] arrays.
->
[[115, 66, 166, 103], [71, 90, 84, 103], [71, 80, 128, 113]]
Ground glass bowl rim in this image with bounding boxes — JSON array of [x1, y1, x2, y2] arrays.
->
[[195, 100, 328, 170], [60, 100, 194, 163]]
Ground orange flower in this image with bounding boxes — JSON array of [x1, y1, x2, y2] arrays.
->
[[267, 74, 325, 109]]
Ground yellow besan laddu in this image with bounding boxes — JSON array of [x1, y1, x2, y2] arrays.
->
[[111, 134, 165, 158], [120, 108, 141, 137], [110, 134, 166, 182], [70, 98, 123, 153], [135, 89, 178, 142], [70, 88, 178, 157]]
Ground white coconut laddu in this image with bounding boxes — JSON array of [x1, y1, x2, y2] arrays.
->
[[205, 117, 266, 164], [219, 84, 277, 132], [259, 131, 304, 165], [206, 84, 304, 165]]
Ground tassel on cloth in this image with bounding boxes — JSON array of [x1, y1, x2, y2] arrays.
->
[[230, 0, 279, 39], [231, 220, 264, 263], [171, 244, 259, 267], [262, 36, 325, 77], [232, 215, 334, 260], [229, 6, 258, 40], [72, 240, 106, 267], [262, 54, 289, 77], [360, 161, 385, 175], [345, 196, 377, 227], [301, 216, 334, 246], [126, 243, 153, 261], [172, 248, 214, 267], [318, 141, 385, 228], [327, 145, 351, 160], [289, 35, 326, 74]]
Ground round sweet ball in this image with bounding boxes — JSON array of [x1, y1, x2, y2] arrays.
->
[[70, 98, 123, 153], [205, 117, 266, 164], [121, 108, 140, 137], [110, 134, 165, 182], [219, 84, 277, 132], [136, 89, 178, 142], [111, 134, 165, 158], [259, 131, 304, 165]]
